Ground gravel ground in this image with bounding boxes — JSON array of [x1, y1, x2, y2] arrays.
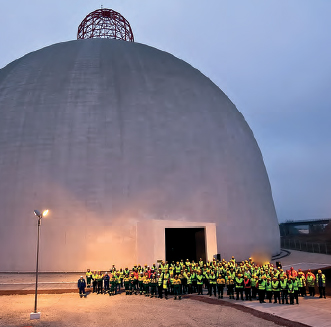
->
[[0, 293, 285, 327]]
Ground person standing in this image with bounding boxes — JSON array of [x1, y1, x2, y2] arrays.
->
[[227, 277, 235, 299], [78, 276, 86, 298], [235, 273, 244, 300], [173, 275, 182, 300], [162, 272, 169, 299], [280, 276, 288, 304], [86, 269, 92, 288], [138, 272, 144, 295], [208, 270, 217, 297], [258, 276, 266, 303], [197, 271, 204, 295], [292, 276, 299, 304], [150, 274, 157, 298], [306, 270, 316, 297], [216, 275, 225, 299], [316, 270, 326, 298], [110, 275, 117, 295], [297, 271, 306, 297], [244, 275, 251, 301], [103, 272, 110, 294], [143, 272, 150, 296], [288, 278, 295, 305], [123, 274, 131, 295], [251, 276, 258, 299], [265, 277, 273, 303], [191, 269, 197, 293], [92, 270, 97, 293], [187, 272, 193, 294], [272, 276, 281, 304], [96, 271, 103, 294], [157, 273, 163, 298]]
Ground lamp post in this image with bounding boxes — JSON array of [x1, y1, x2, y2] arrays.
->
[[30, 209, 48, 320]]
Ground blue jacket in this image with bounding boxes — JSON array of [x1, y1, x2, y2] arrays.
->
[[103, 274, 110, 284], [78, 278, 86, 289]]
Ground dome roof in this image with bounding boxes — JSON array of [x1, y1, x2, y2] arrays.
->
[[0, 39, 279, 271]]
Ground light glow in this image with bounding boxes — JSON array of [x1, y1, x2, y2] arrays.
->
[[42, 209, 49, 217]]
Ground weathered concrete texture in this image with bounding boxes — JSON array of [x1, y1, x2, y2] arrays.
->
[[0, 38, 279, 272]]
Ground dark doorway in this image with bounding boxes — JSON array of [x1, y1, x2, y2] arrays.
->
[[165, 228, 206, 263]]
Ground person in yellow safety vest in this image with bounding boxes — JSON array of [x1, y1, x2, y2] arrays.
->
[[316, 270, 326, 299], [96, 271, 103, 294], [110, 275, 117, 295], [186, 272, 193, 294], [251, 275, 258, 299], [229, 268, 236, 280], [199, 258, 204, 268], [130, 273, 136, 295], [235, 273, 244, 301], [123, 274, 131, 295], [216, 275, 226, 299], [306, 269, 315, 297], [119, 268, 124, 288], [258, 276, 266, 303], [150, 274, 158, 298], [180, 270, 187, 294], [226, 277, 235, 299], [92, 270, 98, 293], [159, 261, 165, 272], [124, 267, 130, 276], [138, 272, 144, 295], [185, 259, 191, 270], [169, 273, 174, 294], [86, 269, 93, 288], [174, 262, 181, 275], [173, 274, 182, 300], [191, 270, 197, 293], [292, 276, 299, 304], [157, 273, 163, 298], [162, 272, 169, 299], [272, 276, 281, 304], [208, 270, 217, 297], [143, 272, 150, 296], [280, 276, 289, 304], [265, 277, 273, 303], [197, 271, 204, 295], [297, 270, 306, 297], [288, 278, 295, 305]]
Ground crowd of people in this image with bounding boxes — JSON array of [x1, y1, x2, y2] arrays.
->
[[77, 257, 327, 304]]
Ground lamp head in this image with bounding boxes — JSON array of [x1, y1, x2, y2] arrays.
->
[[34, 210, 42, 218], [34, 209, 49, 219]]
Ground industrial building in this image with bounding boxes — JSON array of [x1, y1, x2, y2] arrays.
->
[[0, 9, 280, 272]]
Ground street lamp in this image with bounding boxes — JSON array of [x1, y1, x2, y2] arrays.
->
[[30, 209, 49, 320]]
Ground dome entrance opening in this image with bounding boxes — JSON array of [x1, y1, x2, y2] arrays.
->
[[165, 228, 206, 263]]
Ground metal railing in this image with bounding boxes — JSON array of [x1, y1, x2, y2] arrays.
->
[[281, 238, 330, 255]]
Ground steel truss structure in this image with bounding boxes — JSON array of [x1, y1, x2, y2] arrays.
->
[[77, 8, 134, 42]]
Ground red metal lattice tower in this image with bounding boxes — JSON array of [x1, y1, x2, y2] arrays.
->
[[77, 8, 134, 42]]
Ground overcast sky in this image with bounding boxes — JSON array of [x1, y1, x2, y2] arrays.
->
[[0, 1, 330, 223]]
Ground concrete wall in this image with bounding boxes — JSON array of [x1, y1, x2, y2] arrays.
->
[[0, 39, 280, 271]]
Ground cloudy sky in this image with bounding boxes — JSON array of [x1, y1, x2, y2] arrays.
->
[[0, 0, 330, 222]]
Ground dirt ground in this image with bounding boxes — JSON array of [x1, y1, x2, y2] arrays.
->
[[0, 292, 286, 327]]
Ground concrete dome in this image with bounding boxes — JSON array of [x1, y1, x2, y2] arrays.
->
[[0, 39, 280, 272]]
